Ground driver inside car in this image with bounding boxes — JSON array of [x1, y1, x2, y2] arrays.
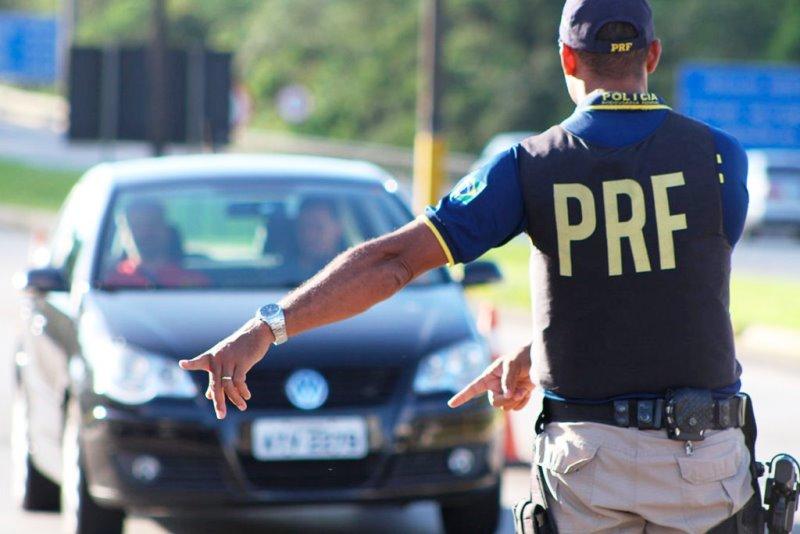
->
[[293, 198, 346, 279], [102, 198, 209, 288]]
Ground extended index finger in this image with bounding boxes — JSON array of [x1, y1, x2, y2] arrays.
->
[[447, 375, 490, 408]]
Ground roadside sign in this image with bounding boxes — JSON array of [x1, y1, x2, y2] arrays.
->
[[678, 62, 800, 149], [68, 46, 232, 146], [0, 11, 57, 84]]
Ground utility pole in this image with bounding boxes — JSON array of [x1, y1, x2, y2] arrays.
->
[[149, 0, 168, 156], [413, 0, 446, 213], [58, 0, 78, 91]]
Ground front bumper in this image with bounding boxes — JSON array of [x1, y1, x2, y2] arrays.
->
[[79, 396, 504, 513]]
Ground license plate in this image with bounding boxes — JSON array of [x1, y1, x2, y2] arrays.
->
[[251, 416, 368, 461]]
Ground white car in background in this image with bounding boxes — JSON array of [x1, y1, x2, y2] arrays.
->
[[746, 150, 800, 238]]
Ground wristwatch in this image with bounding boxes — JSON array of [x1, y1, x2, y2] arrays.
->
[[255, 304, 288, 345]]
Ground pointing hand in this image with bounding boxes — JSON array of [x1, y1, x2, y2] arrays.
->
[[447, 344, 534, 411], [179, 318, 274, 419]]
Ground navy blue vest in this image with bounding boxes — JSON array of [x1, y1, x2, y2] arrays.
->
[[518, 111, 740, 399]]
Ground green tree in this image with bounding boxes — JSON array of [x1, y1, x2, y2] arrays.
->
[[0, 0, 54, 11], [66, 0, 800, 152]]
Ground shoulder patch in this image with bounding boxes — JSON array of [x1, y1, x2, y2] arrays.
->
[[449, 167, 489, 205]]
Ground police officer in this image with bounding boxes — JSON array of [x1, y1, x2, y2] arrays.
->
[[180, 0, 754, 532]]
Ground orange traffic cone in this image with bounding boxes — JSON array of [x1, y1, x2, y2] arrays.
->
[[476, 303, 521, 464], [503, 410, 520, 463]]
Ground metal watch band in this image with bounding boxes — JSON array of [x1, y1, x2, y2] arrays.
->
[[256, 304, 288, 345]]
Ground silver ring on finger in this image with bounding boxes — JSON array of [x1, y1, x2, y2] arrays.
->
[[221, 376, 233, 381]]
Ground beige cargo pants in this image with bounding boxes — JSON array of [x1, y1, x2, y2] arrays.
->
[[534, 422, 754, 534]]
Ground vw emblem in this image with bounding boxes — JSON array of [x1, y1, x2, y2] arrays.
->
[[285, 369, 329, 410]]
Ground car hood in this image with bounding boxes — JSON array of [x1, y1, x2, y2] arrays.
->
[[80, 284, 477, 367]]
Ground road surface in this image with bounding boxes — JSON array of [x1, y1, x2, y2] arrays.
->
[[0, 226, 798, 533]]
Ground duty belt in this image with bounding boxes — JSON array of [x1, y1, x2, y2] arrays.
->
[[542, 390, 747, 436]]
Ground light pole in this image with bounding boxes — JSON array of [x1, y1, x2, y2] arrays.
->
[[58, 0, 78, 91], [413, 0, 447, 213], [149, 0, 168, 156]]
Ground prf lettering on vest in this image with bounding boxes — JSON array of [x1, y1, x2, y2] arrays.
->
[[554, 172, 687, 277]]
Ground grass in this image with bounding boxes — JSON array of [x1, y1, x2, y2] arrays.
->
[[468, 239, 800, 334], [468, 238, 532, 310], [729, 275, 800, 333], [0, 159, 81, 210]]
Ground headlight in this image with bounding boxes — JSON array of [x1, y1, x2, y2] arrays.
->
[[413, 340, 490, 395], [91, 341, 198, 405]]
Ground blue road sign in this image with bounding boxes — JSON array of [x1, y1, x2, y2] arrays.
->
[[0, 11, 57, 84], [679, 62, 800, 150]]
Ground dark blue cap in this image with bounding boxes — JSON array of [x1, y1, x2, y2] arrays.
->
[[559, 0, 655, 54]]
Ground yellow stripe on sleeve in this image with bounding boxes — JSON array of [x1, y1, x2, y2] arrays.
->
[[418, 215, 455, 266], [716, 153, 723, 164]]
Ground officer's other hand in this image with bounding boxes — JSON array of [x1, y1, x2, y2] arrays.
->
[[447, 344, 534, 410], [178, 318, 274, 420]]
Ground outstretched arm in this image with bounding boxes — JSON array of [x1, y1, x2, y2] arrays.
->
[[179, 218, 449, 419], [280, 217, 448, 336]]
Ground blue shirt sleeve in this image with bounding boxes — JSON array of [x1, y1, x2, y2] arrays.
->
[[711, 126, 749, 247], [425, 147, 527, 264]]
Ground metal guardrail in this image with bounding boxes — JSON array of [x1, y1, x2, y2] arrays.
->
[[234, 129, 476, 182]]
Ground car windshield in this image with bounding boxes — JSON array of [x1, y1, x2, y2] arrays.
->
[[95, 179, 446, 290]]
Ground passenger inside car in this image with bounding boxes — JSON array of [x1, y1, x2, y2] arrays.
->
[[102, 199, 210, 288]]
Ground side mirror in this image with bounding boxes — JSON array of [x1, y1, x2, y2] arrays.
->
[[16, 267, 68, 293], [462, 261, 503, 287]]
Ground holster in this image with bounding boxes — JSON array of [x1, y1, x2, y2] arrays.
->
[[514, 465, 559, 534], [708, 393, 766, 533], [514, 411, 558, 534]]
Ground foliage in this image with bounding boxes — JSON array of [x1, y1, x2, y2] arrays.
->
[[14, 1, 800, 152], [0, 0, 54, 12]]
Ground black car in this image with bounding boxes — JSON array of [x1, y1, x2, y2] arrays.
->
[[13, 154, 505, 534]]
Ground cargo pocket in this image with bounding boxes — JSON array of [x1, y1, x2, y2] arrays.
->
[[677, 436, 753, 531], [534, 432, 600, 504]]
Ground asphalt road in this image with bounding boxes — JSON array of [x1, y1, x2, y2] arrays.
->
[[732, 235, 800, 281], [1, 226, 798, 533]]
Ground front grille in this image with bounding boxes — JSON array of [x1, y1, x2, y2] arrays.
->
[[110, 423, 217, 444], [391, 450, 452, 479], [239, 455, 381, 490], [245, 367, 402, 409], [388, 446, 489, 484], [115, 452, 226, 490]]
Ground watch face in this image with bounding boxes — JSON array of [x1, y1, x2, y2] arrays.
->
[[259, 304, 280, 319]]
